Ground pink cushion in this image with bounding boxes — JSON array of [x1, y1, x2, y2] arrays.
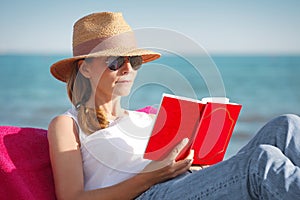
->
[[0, 126, 56, 200], [136, 106, 157, 114]]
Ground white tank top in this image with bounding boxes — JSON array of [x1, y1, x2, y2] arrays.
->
[[63, 107, 154, 190]]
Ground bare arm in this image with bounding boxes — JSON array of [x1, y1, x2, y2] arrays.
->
[[48, 115, 192, 200]]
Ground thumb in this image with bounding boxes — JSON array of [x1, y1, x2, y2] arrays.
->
[[166, 138, 189, 161]]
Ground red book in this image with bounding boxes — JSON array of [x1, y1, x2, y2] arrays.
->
[[144, 93, 242, 165]]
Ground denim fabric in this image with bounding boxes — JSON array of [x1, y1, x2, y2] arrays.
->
[[136, 114, 300, 200]]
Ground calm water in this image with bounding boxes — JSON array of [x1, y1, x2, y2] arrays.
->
[[1, 54, 299, 158]]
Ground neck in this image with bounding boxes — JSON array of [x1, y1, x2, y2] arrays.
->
[[100, 98, 125, 120], [85, 94, 126, 120]]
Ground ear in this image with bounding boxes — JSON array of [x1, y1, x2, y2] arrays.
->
[[78, 60, 91, 79]]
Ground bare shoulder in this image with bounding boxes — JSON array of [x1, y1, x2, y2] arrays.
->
[[48, 115, 74, 131], [48, 115, 80, 149]]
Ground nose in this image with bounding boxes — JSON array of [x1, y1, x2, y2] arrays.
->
[[120, 57, 133, 75]]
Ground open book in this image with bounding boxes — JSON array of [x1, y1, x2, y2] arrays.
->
[[144, 93, 242, 165]]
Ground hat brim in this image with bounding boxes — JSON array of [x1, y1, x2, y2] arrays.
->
[[50, 48, 161, 82]]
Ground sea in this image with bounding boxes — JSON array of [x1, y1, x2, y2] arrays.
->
[[1, 54, 300, 159]]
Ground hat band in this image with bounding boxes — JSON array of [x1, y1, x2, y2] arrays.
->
[[73, 31, 137, 57]]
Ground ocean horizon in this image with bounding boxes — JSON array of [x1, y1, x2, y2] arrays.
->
[[1, 54, 299, 158]]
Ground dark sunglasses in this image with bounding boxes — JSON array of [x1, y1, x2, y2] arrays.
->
[[105, 56, 143, 71]]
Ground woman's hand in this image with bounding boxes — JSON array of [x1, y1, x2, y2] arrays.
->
[[139, 138, 194, 187]]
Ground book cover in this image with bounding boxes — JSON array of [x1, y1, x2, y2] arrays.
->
[[144, 93, 242, 165]]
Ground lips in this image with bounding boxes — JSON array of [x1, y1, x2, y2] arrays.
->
[[115, 80, 131, 83]]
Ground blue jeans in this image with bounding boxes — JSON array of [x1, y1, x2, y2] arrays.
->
[[136, 114, 300, 199]]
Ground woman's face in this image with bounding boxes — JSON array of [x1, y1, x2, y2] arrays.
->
[[81, 57, 138, 99]]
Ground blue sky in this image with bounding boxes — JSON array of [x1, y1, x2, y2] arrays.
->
[[1, 0, 299, 55]]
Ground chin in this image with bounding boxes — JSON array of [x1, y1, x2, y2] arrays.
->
[[112, 89, 132, 97], [112, 84, 133, 97]]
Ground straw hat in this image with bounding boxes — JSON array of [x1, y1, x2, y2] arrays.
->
[[50, 12, 161, 82]]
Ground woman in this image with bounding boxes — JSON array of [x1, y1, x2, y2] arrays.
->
[[48, 12, 300, 199]]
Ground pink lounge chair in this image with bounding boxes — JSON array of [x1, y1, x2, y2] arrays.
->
[[0, 126, 56, 200]]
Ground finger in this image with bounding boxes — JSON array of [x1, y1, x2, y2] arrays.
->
[[189, 166, 202, 171], [172, 158, 193, 175], [185, 149, 194, 160], [174, 158, 193, 170], [165, 138, 189, 161], [176, 162, 193, 175], [201, 165, 210, 169], [189, 164, 210, 171]]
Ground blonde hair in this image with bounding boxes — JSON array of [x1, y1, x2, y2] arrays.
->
[[67, 60, 109, 134]]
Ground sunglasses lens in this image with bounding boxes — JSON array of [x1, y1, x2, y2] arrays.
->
[[130, 56, 143, 70], [106, 56, 143, 71], [107, 57, 124, 71]]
